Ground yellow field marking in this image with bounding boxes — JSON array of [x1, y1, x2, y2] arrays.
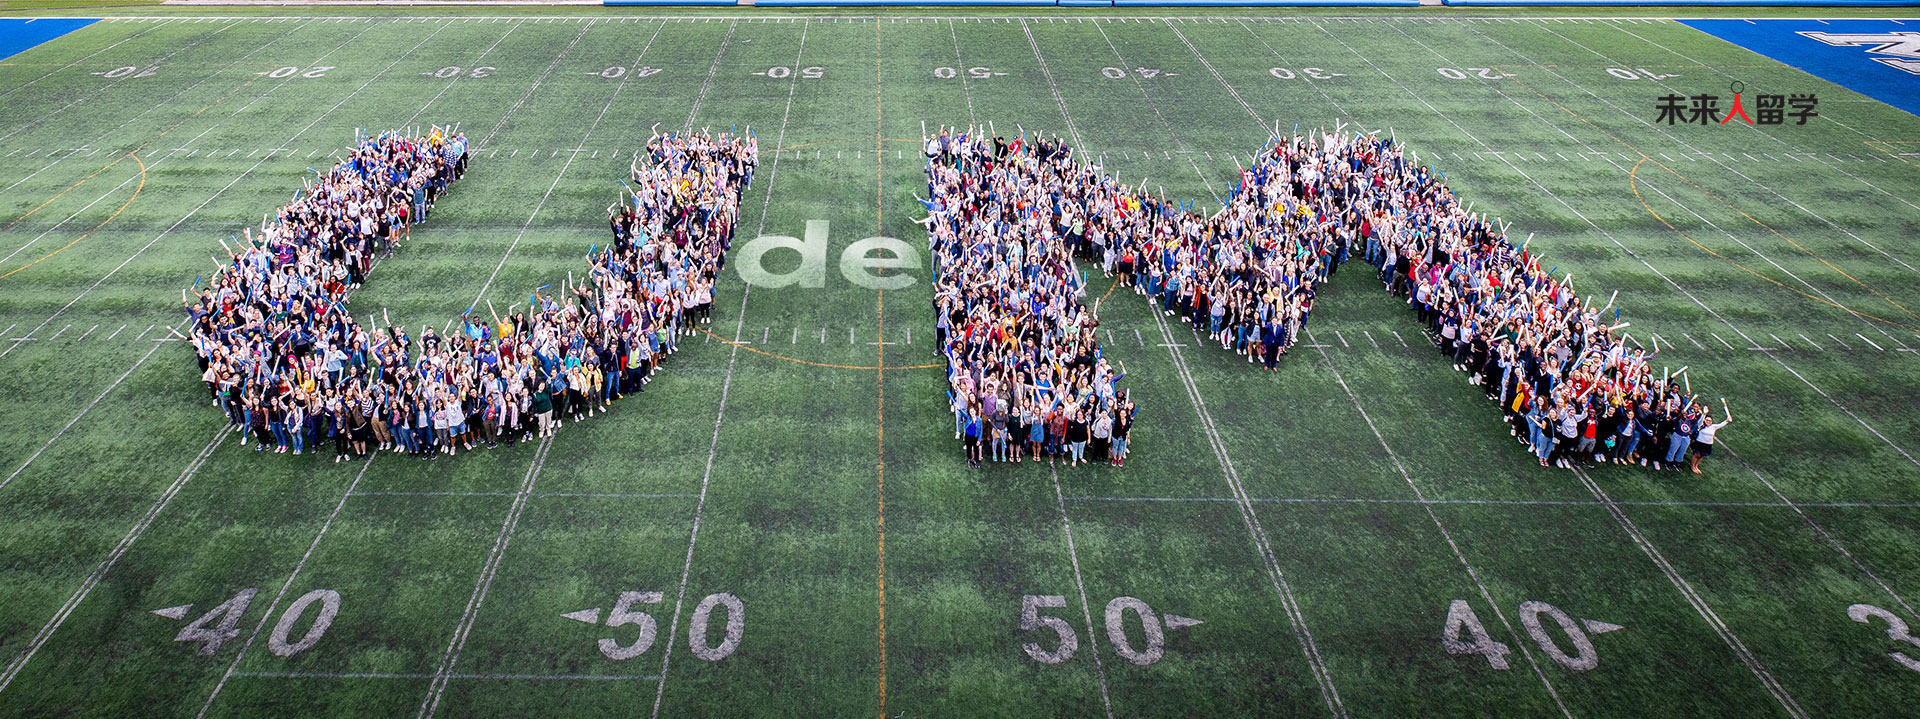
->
[[1863, 139, 1920, 166], [0, 152, 144, 281], [1496, 67, 1918, 331]]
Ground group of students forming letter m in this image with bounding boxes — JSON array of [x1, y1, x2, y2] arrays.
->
[[919, 123, 1729, 474]]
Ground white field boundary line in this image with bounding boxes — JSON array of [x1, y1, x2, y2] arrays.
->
[[198, 21, 573, 713], [0, 429, 228, 694], [1378, 21, 1920, 468], [414, 436, 553, 719], [193, 455, 378, 715], [0, 19, 277, 200], [466, 16, 637, 309], [0, 341, 166, 493], [0, 19, 176, 103], [1407, 22, 1915, 352], [1048, 464, 1115, 719], [1026, 17, 1348, 718], [0, 20, 239, 146], [0, 19, 320, 260], [417, 20, 686, 718], [1574, 466, 1809, 718], [0, 18, 406, 360], [1323, 19, 1809, 717], [1468, 21, 1920, 305], [649, 18, 796, 719]]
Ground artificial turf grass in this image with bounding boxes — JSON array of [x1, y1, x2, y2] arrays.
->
[[0, 13, 1917, 718]]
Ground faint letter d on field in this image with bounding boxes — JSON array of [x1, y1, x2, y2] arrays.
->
[[736, 219, 829, 289]]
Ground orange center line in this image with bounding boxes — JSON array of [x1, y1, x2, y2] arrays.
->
[[874, 19, 889, 719]]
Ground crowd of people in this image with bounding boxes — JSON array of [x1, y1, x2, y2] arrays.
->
[[921, 127, 1136, 468], [921, 123, 1727, 473], [184, 127, 756, 461]]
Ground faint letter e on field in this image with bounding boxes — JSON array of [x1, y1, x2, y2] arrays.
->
[[735, 220, 919, 291]]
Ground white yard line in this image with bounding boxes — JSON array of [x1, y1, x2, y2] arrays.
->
[[0, 341, 165, 492], [1374, 19, 1920, 474], [680, 19, 738, 136], [946, 19, 977, 127], [0, 21, 313, 201], [235, 671, 659, 681], [198, 19, 576, 711], [0, 177, 144, 266], [1719, 442, 1918, 619], [1504, 21, 1920, 283], [0, 18, 407, 359], [415, 437, 554, 719], [0, 19, 176, 104], [1575, 466, 1808, 718], [419, 19, 701, 718], [468, 18, 637, 309], [1305, 328, 1576, 719], [1027, 21, 1348, 717], [0, 18, 314, 264], [195, 455, 379, 716], [0, 429, 228, 695], [1048, 465, 1115, 719], [1073, 495, 1920, 509], [1330, 20, 1819, 716], [1606, 21, 1920, 215], [1457, 23, 1919, 353], [0, 21, 239, 146], [399, 19, 526, 130], [1620, 160, 1901, 345], [651, 20, 804, 719]]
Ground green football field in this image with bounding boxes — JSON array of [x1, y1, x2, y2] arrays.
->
[[2, 8, 1919, 718]]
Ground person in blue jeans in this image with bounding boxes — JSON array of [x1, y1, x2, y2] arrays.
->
[[1525, 403, 1553, 466], [1665, 409, 1698, 467]]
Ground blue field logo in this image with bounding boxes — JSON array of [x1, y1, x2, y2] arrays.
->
[[1680, 20, 1920, 118], [1798, 31, 1920, 75]]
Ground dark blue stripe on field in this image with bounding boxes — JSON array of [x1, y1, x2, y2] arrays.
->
[[1680, 19, 1920, 118], [0, 18, 99, 62]]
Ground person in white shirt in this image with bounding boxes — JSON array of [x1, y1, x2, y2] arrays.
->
[[1690, 400, 1732, 475]]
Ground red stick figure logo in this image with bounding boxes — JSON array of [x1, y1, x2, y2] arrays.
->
[[1721, 80, 1754, 125]]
